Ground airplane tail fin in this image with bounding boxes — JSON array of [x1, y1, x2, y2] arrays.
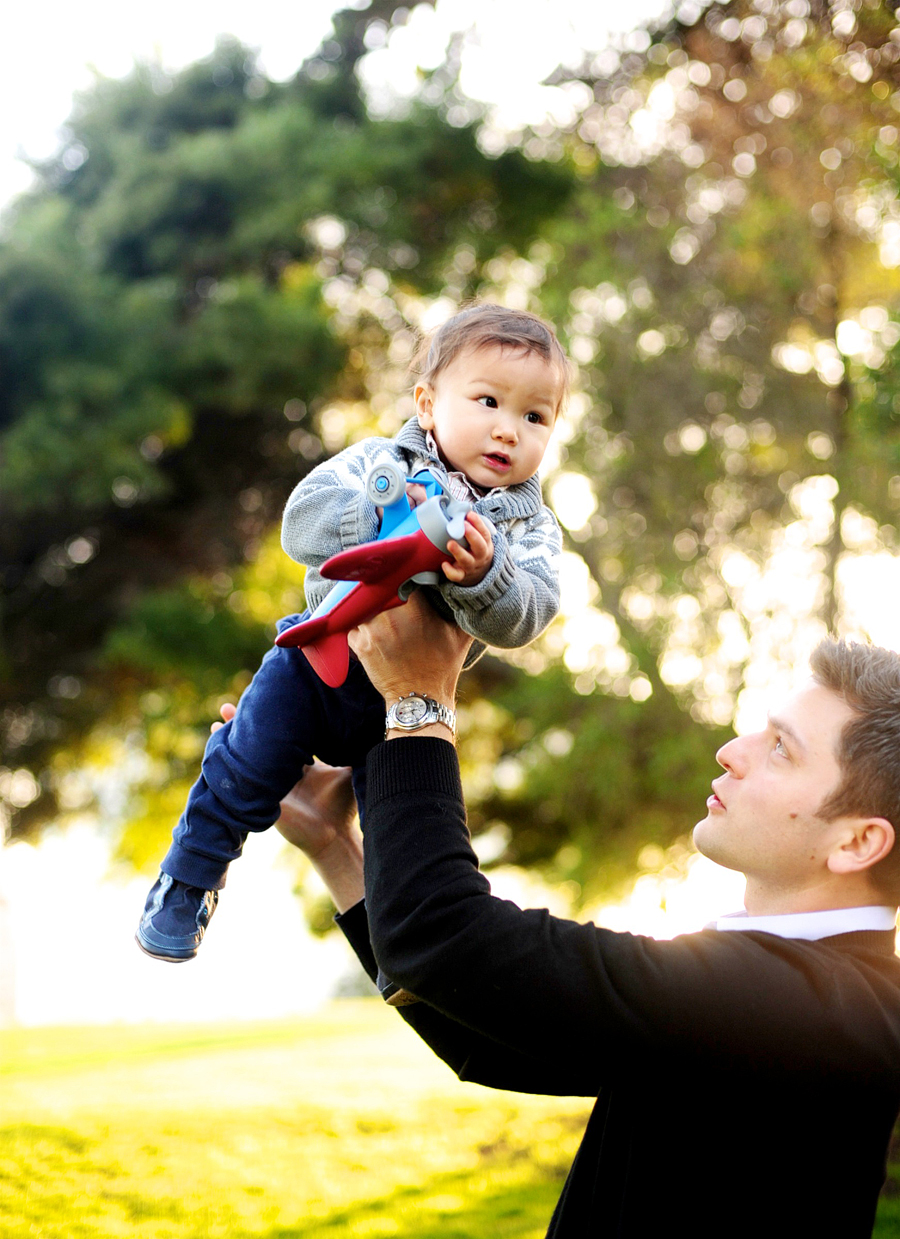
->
[[302, 634, 350, 687], [275, 618, 350, 686]]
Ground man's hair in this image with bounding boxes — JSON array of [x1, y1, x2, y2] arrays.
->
[[811, 637, 900, 902], [413, 302, 570, 413]]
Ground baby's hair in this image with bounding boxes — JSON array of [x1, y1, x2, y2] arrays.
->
[[413, 303, 570, 413]]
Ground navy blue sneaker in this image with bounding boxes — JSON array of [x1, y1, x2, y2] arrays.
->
[[135, 873, 218, 962]]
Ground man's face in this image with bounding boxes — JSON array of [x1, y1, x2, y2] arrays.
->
[[693, 681, 858, 900], [415, 343, 559, 490]]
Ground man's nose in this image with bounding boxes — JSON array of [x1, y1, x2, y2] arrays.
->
[[715, 735, 745, 775]]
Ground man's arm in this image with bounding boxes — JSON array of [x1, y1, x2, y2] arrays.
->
[[347, 590, 469, 738], [348, 600, 900, 1087], [273, 745, 593, 1096]]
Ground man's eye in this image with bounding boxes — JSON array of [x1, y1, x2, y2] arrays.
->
[[774, 737, 787, 756], [478, 395, 498, 408]]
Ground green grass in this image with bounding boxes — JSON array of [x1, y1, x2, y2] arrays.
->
[[876, 1136, 900, 1238], [0, 1002, 589, 1238], [5, 1005, 899, 1237]]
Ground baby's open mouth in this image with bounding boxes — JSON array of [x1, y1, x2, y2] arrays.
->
[[484, 453, 510, 467]]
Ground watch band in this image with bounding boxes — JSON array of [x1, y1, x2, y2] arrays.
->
[[385, 692, 456, 738]]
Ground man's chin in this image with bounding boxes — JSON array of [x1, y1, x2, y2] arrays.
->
[[693, 818, 726, 865], [692, 820, 745, 874], [692, 817, 711, 854]]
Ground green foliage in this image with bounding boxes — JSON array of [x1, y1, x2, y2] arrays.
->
[[456, 0, 900, 884], [104, 581, 270, 685], [99, 529, 307, 869], [519, 0, 900, 734], [461, 662, 728, 899], [0, 9, 573, 847]]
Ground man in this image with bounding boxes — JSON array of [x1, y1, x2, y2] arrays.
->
[[279, 594, 900, 1237]]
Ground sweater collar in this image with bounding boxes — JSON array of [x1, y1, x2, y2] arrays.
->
[[708, 905, 897, 941]]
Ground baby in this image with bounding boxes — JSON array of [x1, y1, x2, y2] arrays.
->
[[136, 302, 569, 970]]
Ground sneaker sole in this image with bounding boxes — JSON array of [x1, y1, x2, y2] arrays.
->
[[134, 931, 197, 963]]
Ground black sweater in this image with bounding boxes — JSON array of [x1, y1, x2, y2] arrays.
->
[[341, 737, 900, 1237]]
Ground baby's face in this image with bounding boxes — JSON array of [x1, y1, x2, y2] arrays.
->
[[414, 344, 560, 490]]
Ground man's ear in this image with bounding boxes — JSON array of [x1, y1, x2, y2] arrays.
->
[[827, 817, 896, 876], [414, 382, 434, 430]]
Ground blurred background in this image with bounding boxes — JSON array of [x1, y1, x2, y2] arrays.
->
[[4, 0, 900, 1034]]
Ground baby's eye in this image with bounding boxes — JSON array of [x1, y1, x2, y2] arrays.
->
[[526, 411, 546, 425], [478, 395, 498, 408]]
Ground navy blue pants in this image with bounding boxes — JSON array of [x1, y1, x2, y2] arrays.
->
[[162, 614, 385, 890]]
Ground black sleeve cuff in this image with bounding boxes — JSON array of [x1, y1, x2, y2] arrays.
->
[[365, 736, 463, 803], [334, 900, 378, 983]]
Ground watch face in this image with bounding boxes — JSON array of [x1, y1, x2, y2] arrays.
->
[[396, 697, 428, 726]]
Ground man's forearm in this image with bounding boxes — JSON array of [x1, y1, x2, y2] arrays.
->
[[275, 768, 366, 915], [308, 830, 365, 914]]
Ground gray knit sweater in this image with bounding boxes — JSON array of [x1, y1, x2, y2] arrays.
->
[[281, 418, 561, 666]]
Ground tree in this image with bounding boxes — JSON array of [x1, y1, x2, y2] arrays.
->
[[427, 0, 900, 893], [0, 6, 573, 846], [551, 0, 900, 693]]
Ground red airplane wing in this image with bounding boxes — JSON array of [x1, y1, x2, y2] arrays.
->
[[320, 532, 430, 584], [275, 614, 330, 649]]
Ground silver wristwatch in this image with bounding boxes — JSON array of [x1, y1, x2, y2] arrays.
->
[[385, 692, 456, 738]]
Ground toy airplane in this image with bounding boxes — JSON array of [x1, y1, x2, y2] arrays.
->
[[275, 462, 472, 686]]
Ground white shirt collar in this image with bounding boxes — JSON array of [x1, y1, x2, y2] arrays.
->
[[707, 905, 897, 940]]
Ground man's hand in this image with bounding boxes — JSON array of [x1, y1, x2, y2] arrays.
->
[[442, 511, 494, 586], [349, 590, 472, 709], [275, 761, 356, 861], [210, 701, 237, 733]]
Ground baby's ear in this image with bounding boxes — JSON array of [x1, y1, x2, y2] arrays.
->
[[414, 382, 435, 429]]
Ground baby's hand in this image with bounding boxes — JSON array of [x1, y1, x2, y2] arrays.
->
[[377, 482, 428, 521], [405, 482, 428, 508], [442, 512, 494, 586], [211, 701, 237, 733]]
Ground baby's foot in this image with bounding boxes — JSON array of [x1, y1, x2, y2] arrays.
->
[[135, 873, 218, 962]]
